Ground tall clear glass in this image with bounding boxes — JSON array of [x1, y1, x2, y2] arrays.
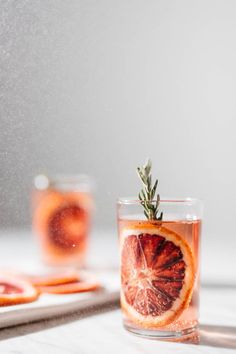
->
[[117, 198, 203, 340], [32, 174, 93, 267]]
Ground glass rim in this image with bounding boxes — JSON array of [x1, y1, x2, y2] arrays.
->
[[54, 174, 92, 184], [117, 197, 203, 205], [34, 173, 93, 191]]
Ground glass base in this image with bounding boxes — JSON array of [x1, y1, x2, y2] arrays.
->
[[124, 323, 199, 342]]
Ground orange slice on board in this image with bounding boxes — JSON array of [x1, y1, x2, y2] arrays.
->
[[120, 225, 195, 328], [29, 270, 80, 286], [0, 275, 39, 306], [38, 280, 100, 294]]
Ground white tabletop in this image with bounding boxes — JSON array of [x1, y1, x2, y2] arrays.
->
[[0, 229, 235, 353]]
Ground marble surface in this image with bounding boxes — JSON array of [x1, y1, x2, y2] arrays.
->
[[0, 287, 235, 353], [0, 229, 235, 353]]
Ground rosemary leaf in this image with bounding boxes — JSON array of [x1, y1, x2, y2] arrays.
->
[[137, 159, 163, 221]]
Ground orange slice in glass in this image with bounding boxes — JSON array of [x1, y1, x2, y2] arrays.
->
[[0, 275, 39, 306], [34, 191, 88, 250], [120, 225, 195, 328], [47, 204, 87, 249]]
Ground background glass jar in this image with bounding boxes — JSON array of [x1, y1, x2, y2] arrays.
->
[[117, 198, 203, 340], [32, 174, 93, 267]]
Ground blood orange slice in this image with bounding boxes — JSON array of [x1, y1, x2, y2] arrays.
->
[[0, 275, 39, 306], [34, 191, 89, 250], [29, 270, 80, 287], [38, 280, 100, 294], [120, 226, 194, 328], [48, 204, 87, 249]]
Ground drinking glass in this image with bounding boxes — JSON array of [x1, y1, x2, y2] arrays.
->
[[117, 198, 203, 340], [32, 174, 93, 267]]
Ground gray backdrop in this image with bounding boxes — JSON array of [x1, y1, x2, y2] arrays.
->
[[1, 0, 236, 238]]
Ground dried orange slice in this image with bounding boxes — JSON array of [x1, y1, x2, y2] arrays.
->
[[120, 225, 194, 328], [0, 275, 39, 306], [29, 270, 80, 286], [38, 280, 100, 294]]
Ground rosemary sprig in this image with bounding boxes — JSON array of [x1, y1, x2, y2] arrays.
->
[[137, 159, 163, 220]]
